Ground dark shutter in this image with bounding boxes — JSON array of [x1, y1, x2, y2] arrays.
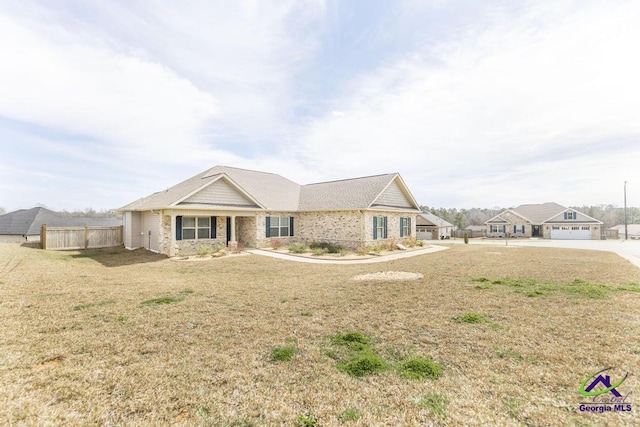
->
[[289, 217, 294, 237], [383, 216, 388, 239], [211, 216, 217, 238], [373, 216, 377, 240], [400, 218, 404, 237], [176, 216, 182, 241], [408, 217, 411, 235], [266, 216, 271, 238]]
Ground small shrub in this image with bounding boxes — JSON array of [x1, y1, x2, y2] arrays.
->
[[271, 346, 296, 362], [453, 312, 489, 324], [416, 239, 425, 247], [311, 247, 328, 256], [196, 245, 214, 256], [400, 357, 443, 380], [288, 243, 308, 254], [295, 414, 318, 427], [309, 241, 342, 253], [270, 239, 283, 250], [463, 232, 469, 244], [338, 353, 387, 377], [367, 245, 383, 253], [340, 408, 361, 421], [355, 246, 368, 256], [403, 236, 418, 248], [385, 238, 398, 251]]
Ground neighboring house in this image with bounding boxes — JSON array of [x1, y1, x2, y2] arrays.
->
[[118, 166, 421, 256], [0, 207, 121, 243], [416, 212, 454, 240], [610, 224, 640, 239], [485, 202, 602, 240]]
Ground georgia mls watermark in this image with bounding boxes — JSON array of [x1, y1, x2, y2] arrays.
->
[[579, 367, 633, 413]]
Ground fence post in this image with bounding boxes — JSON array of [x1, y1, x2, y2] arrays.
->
[[84, 226, 89, 250], [41, 224, 47, 250]]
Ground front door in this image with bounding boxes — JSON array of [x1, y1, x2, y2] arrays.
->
[[226, 217, 231, 246], [532, 225, 540, 237]]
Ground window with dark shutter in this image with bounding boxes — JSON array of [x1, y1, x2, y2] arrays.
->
[[176, 216, 183, 241]]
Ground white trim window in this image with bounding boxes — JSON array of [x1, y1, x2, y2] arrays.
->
[[267, 216, 293, 237], [400, 217, 411, 237], [177, 216, 214, 240]]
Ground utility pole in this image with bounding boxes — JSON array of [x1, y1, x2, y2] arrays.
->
[[624, 181, 628, 240]]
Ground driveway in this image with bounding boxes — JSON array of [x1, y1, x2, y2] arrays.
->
[[447, 238, 640, 269]]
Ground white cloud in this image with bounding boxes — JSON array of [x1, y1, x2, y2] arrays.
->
[[0, 13, 219, 165], [294, 0, 640, 207]]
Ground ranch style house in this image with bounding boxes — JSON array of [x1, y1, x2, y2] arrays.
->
[[118, 166, 422, 256], [485, 202, 603, 240]]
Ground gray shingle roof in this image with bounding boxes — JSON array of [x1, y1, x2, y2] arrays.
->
[[417, 212, 454, 228], [120, 166, 420, 212], [0, 207, 121, 236], [511, 202, 566, 223], [119, 166, 301, 211], [299, 173, 399, 211]]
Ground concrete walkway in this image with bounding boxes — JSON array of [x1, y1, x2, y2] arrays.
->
[[444, 238, 640, 269], [245, 245, 449, 264]]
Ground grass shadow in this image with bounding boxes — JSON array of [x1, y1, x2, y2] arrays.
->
[[70, 246, 167, 267]]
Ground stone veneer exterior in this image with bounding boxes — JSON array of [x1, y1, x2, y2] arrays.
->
[[486, 211, 531, 238], [156, 210, 418, 256]]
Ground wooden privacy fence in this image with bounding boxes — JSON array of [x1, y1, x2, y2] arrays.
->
[[41, 225, 123, 250]]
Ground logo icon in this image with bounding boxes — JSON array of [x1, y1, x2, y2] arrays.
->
[[580, 367, 628, 397], [578, 367, 633, 413]]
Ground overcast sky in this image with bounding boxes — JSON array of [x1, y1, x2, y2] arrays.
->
[[1, 0, 639, 212]]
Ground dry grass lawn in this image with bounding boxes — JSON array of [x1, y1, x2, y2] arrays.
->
[[1, 243, 639, 426]]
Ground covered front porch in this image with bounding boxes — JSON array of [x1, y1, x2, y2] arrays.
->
[[160, 210, 258, 257]]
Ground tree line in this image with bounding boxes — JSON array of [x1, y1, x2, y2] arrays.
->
[[420, 205, 640, 230]]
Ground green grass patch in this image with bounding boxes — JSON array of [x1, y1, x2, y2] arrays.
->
[[453, 312, 489, 324], [73, 299, 116, 311], [618, 282, 640, 292], [399, 357, 443, 380], [328, 331, 442, 380], [271, 346, 296, 362], [495, 347, 524, 360], [411, 393, 449, 416], [331, 331, 369, 348], [337, 352, 387, 377], [470, 276, 630, 299], [339, 408, 361, 422], [141, 297, 181, 305], [295, 413, 318, 427]]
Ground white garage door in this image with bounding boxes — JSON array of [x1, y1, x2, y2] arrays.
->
[[417, 230, 433, 240], [550, 227, 591, 240]]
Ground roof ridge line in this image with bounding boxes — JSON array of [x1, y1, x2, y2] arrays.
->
[[304, 173, 396, 186]]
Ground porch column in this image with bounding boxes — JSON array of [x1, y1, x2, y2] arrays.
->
[[228, 215, 238, 251], [229, 215, 236, 241]]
